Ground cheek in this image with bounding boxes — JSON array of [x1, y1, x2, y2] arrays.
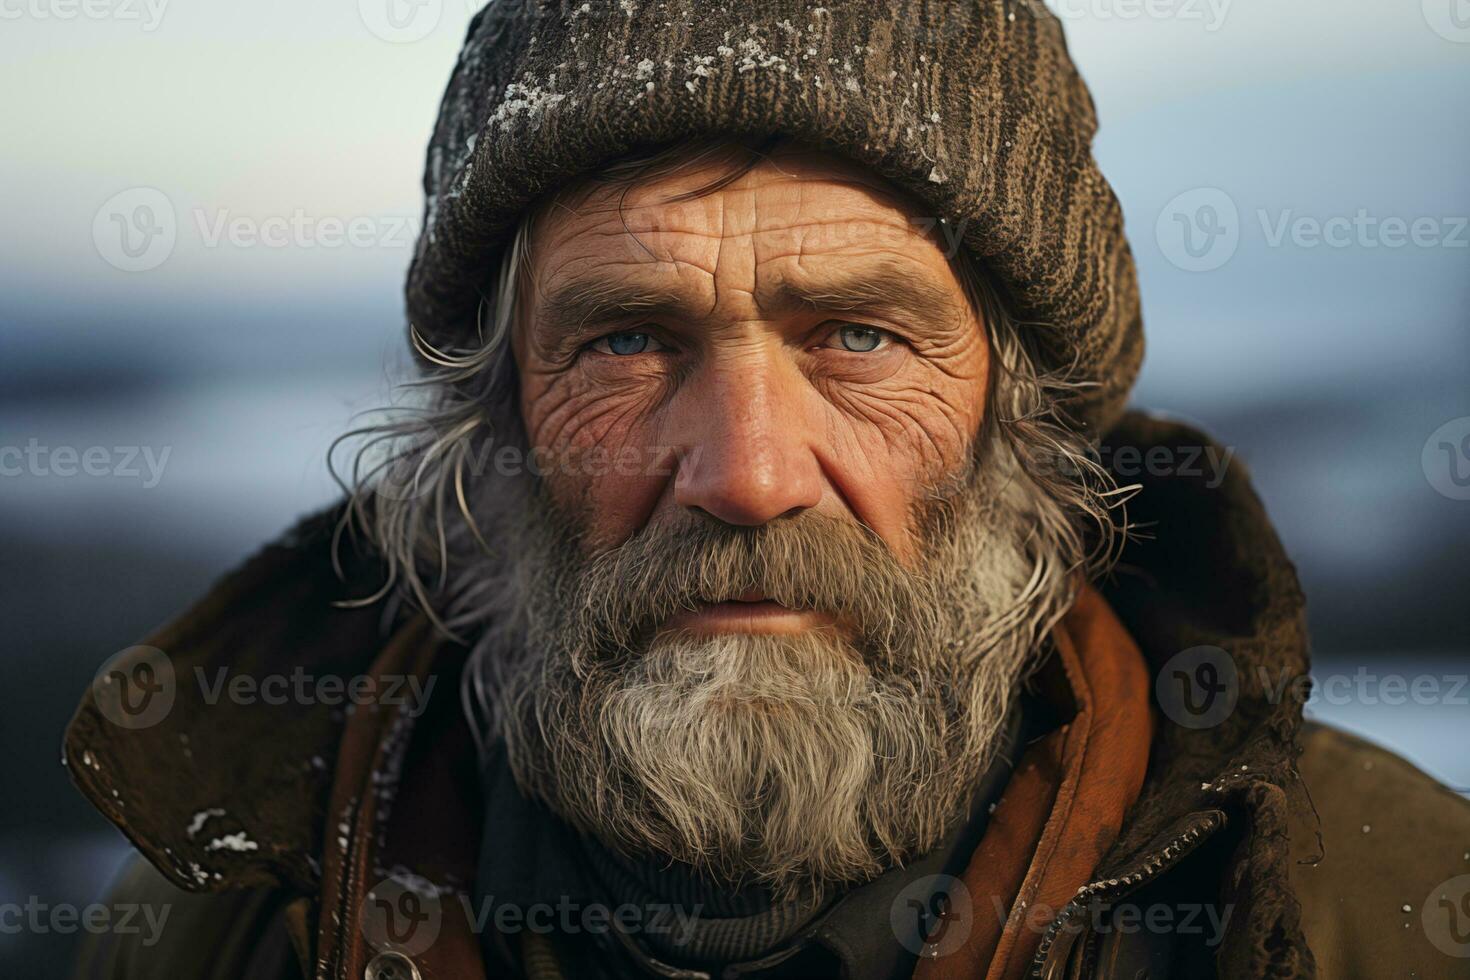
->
[[821, 349, 987, 476], [812, 350, 988, 553], [519, 366, 675, 545], [824, 383, 975, 475]]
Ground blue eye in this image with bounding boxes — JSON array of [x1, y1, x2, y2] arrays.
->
[[837, 325, 883, 352], [604, 332, 650, 355]]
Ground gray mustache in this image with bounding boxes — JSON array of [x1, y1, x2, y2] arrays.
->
[[544, 512, 942, 662]]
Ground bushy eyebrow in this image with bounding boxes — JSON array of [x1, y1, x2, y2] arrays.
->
[[534, 275, 704, 351], [759, 265, 966, 330], [532, 261, 969, 352]]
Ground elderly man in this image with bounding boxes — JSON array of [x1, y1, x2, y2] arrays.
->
[[68, 2, 1468, 979]]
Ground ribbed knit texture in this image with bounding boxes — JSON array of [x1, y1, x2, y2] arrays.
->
[[409, 0, 1143, 435], [580, 841, 832, 963]]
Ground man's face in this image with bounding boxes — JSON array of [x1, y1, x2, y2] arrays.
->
[[486, 146, 1052, 890], [513, 146, 990, 581]]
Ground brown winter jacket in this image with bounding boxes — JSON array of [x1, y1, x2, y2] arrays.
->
[[66, 413, 1470, 979]]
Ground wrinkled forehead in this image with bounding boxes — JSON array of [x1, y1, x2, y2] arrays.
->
[[531, 141, 945, 251], [520, 141, 975, 328]]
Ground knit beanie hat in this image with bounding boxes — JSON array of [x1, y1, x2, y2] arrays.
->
[[407, 0, 1143, 435]]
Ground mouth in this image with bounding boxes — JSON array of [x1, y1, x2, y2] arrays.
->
[[661, 591, 838, 636]]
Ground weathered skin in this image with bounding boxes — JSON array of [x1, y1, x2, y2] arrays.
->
[[513, 147, 990, 598]]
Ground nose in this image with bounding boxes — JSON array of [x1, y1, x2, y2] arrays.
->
[[670, 359, 823, 526]]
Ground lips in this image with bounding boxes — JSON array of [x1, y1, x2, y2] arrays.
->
[[661, 594, 835, 636]]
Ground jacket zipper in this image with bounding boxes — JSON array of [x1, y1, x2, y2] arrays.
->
[[1030, 810, 1227, 978], [328, 796, 363, 980]]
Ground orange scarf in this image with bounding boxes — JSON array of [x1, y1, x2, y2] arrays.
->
[[915, 585, 1154, 980]]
